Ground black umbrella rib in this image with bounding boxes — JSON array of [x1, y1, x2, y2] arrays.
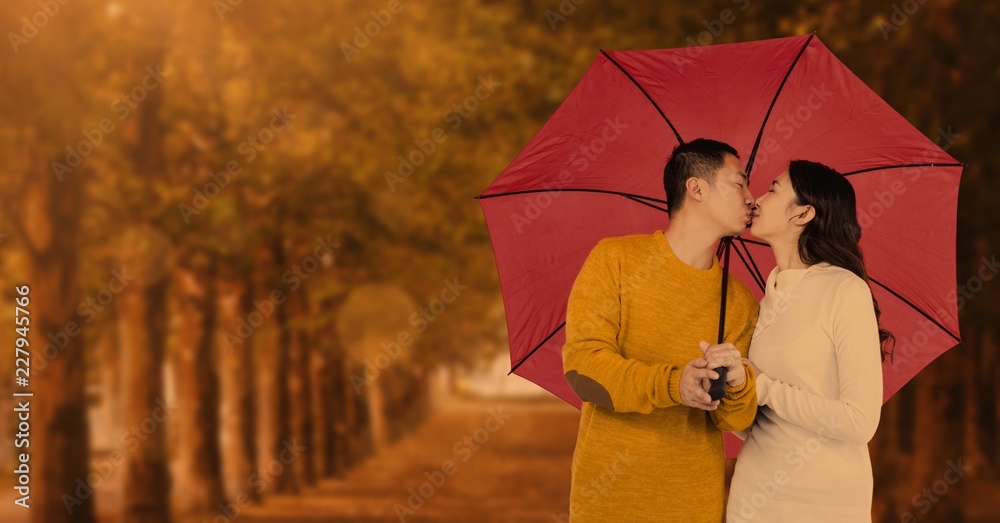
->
[[732, 238, 767, 291], [868, 277, 961, 343], [718, 237, 732, 343], [737, 237, 959, 342], [728, 242, 764, 291], [508, 322, 565, 375], [731, 236, 771, 288], [475, 187, 666, 204], [713, 238, 960, 342], [734, 237, 768, 285], [623, 194, 669, 213], [600, 49, 684, 145], [842, 162, 965, 177], [745, 33, 815, 179]]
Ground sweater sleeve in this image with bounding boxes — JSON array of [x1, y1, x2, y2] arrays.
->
[[710, 298, 758, 432], [562, 240, 684, 414], [755, 276, 883, 444]]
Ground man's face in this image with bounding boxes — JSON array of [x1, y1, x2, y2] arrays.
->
[[700, 154, 754, 236]]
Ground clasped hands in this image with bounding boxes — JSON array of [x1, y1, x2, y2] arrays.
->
[[678, 341, 748, 411]]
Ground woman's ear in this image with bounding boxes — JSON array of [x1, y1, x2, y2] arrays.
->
[[792, 205, 815, 226]]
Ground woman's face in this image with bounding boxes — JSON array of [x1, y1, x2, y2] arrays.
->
[[749, 170, 810, 243]]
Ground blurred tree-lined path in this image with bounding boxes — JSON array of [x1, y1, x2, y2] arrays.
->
[[0, 1, 997, 522]]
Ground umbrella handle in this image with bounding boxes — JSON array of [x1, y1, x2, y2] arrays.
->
[[708, 366, 728, 401]]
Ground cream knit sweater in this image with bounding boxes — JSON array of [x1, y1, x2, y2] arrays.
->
[[727, 262, 883, 522]]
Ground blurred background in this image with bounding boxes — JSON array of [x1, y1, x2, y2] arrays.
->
[[0, 0, 996, 521]]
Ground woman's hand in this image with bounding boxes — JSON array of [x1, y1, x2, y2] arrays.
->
[[699, 341, 745, 387]]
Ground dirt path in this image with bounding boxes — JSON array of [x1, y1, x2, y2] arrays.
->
[[186, 396, 580, 523]]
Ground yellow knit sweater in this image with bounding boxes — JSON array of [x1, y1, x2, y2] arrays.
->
[[562, 230, 759, 522]]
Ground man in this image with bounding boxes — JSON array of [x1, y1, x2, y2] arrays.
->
[[562, 138, 759, 522]]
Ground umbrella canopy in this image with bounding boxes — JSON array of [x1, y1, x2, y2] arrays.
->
[[476, 34, 963, 455]]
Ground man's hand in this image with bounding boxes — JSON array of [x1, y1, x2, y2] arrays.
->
[[699, 341, 746, 388], [679, 358, 720, 411]]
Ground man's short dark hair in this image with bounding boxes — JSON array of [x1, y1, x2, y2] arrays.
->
[[662, 138, 740, 217]]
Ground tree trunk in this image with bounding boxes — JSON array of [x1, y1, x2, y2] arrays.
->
[[871, 386, 903, 519], [112, 24, 173, 519], [0, 288, 17, 475], [986, 326, 1000, 476], [253, 240, 293, 493], [171, 253, 225, 515], [911, 350, 963, 521], [25, 156, 96, 523], [118, 276, 172, 523], [310, 332, 332, 478], [963, 324, 987, 475], [321, 296, 348, 477], [341, 358, 362, 469], [95, 328, 121, 451], [985, 326, 999, 475], [216, 263, 257, 504], [327, 341, 349, 476], [413, 366, 431, 426], [285, 280, 314, 488], [352, 360, 373, 459], [365, 353, 388, 454]]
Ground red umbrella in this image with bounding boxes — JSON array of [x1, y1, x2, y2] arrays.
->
[[476, 34, 963, 457]]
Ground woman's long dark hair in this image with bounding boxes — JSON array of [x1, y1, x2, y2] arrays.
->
[[787, 159, 895, 362]]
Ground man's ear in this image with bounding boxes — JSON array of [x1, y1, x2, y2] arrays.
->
[[685, 176, 705, 203], [792, 205, 815, 226]]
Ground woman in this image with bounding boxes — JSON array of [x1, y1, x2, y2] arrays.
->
[[725, 160, 893, 522]]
